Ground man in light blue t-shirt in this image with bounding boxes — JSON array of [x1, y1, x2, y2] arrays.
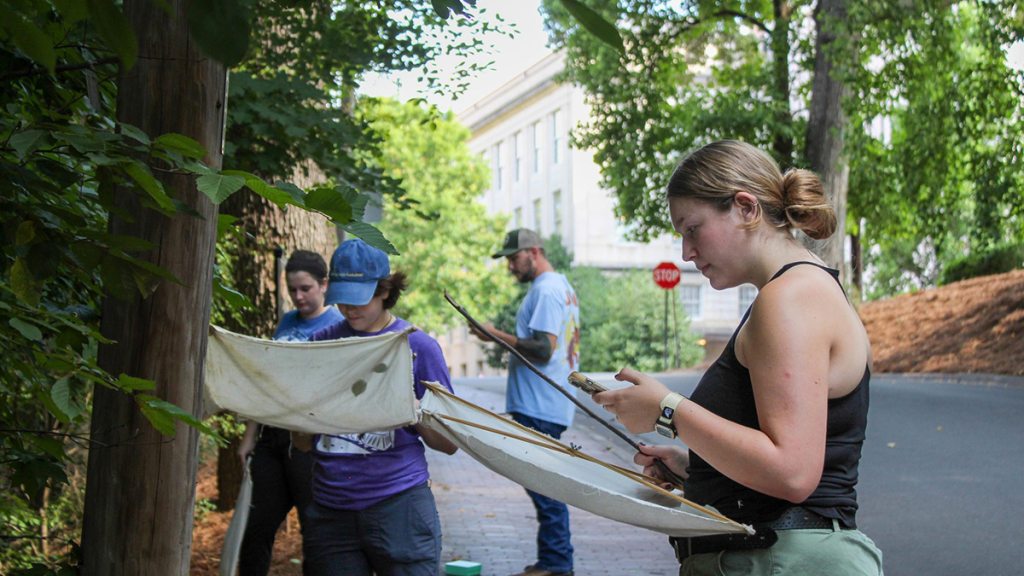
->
[[471, 228, 580, 576]]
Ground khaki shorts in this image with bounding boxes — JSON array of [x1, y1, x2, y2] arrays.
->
[[680, 522, 883, 576]]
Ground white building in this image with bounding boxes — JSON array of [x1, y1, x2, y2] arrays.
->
[[438, 52, 752, 376]]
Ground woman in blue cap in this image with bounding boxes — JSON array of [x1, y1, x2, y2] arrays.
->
[[304, 238, 458, 576]]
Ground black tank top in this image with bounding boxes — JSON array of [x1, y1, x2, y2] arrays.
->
[[683, 261, 869, 528]]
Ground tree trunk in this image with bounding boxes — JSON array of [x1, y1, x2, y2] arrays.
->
[[803, 0, 850, 279], [770, 0, 794, 165], [850, 230, 863, 299], [80, 1, 226, 574]]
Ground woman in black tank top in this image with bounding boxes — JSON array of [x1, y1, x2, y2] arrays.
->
[[593, 141, 883, 575]]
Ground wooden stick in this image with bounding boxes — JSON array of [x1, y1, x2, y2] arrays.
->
[[444, 291, 688, 490]]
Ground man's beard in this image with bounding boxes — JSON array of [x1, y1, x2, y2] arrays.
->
[[514, 262, 535, 283]]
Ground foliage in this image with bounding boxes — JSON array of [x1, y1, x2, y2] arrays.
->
[[938, 242, 1024, 285], [542, 0, 1024, 299], [570, 267, 703, 372], [0, 1, 416, 570], [542, 0, 813, 243], [361, 98, 516, 333], [845, 1, 1024, 296], [225, 1, 506, 187]]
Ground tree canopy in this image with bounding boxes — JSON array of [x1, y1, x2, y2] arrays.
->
[[541, 0, 1023, 297], [363, 98, 517, 332], [0, 0, 494, 571]]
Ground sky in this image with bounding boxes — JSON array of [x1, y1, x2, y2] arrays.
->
[[360, 1, 553, 113], [360, 2, 1024, 113]]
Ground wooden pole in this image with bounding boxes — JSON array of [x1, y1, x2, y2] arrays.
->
[[80, 1, 226, 573]]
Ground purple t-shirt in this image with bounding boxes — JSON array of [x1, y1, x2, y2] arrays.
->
[[309, 316, 453, 510]]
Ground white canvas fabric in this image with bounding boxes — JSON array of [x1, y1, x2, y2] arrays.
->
[[204, 325, 418, 434], [419, 383, 752, 538]]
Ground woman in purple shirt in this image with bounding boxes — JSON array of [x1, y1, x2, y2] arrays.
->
[[304, 239, 457, 576]]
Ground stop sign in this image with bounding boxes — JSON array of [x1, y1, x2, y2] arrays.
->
[[653, 261, 681, 289]]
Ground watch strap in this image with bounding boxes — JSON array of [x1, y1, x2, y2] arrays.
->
[[656, 392, 686, 433]]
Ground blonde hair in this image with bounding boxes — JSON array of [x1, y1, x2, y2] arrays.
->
[[666, 140, 836, 240]]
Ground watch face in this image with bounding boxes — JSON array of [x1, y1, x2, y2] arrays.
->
[[655, 423, 675, 439]]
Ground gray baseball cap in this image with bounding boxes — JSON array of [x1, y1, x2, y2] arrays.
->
[[492, 228, 543, 259]]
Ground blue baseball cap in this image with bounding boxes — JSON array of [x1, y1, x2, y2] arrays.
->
[[325, 239, 390, 306]]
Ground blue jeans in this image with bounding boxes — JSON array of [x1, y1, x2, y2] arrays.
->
[[302, 482, 441, 576], [511, 412, 574, 573]]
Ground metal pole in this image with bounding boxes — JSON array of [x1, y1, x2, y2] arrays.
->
[[663, 289, 669, 371], [274, 245, 284, 322], [671, 288, 680, 368]]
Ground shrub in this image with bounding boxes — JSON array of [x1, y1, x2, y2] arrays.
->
[[939, 243, 1023, 285]]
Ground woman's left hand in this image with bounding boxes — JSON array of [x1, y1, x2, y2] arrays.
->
[[592, 367, 672, 434]]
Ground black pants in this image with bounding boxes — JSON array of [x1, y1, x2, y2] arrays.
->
[[239, 426, 314, 576]]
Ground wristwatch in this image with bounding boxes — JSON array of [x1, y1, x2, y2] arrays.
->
[[654, 392, 686, 439]]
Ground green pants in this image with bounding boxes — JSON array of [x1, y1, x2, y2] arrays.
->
[[680, 522, 883, 576]]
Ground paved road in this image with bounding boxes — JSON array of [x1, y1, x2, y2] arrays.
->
[[437, 372, 1024, 575]]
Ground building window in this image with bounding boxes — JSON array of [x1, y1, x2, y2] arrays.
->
[[494, 141, 504, 190], [738, 285, 758, 316], [680, 284, 703, 319], [513, 131, 523, 182], [513, 207, 523, 228], [533, 198, 543, 234], [552, 190, 563, 236], [551, 109, 563, 165], [532, 120, 542, 173]]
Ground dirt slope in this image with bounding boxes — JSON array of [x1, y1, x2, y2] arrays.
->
[[859, 269, 1024, 376]]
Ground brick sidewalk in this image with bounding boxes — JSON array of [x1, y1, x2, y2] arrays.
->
[[426, 379, 681, 576]]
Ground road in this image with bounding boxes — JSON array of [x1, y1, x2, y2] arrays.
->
[[458, 372, 1024, 575]]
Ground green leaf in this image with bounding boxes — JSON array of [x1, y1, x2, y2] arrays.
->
[[136, 394, 215, 437], [216, 214, 238, 238], [123, 162, 175, 213], [28, 435, 66, 460], [305, 187, 354, 223], [221, 170, 299, 208], [87, 0, 138, 69], [153, 133, 207, 159], [100, 234, 156, 252], [213, 277, 250, 309], [137, 397, 177, 436], [0, 8, 57, 73], [119, 123, 151, 145], [186, 0, 250, 67], [50, 379, 79, 421], [9, 130, 48, 159], [54, 0, 90, 23], [252, 179, 298, 207], [15, 220, 36, 245], [430, 0, 471, 19], [342, 221, 398, 255], [272, 181, 307, 205], [559, 0, 623, 54], [10, 258, 40, 306], [115, 373, 156, 391], [196, 173, 246, 203], [9, 317, 43, 342], [119, 252, 184, 285]]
